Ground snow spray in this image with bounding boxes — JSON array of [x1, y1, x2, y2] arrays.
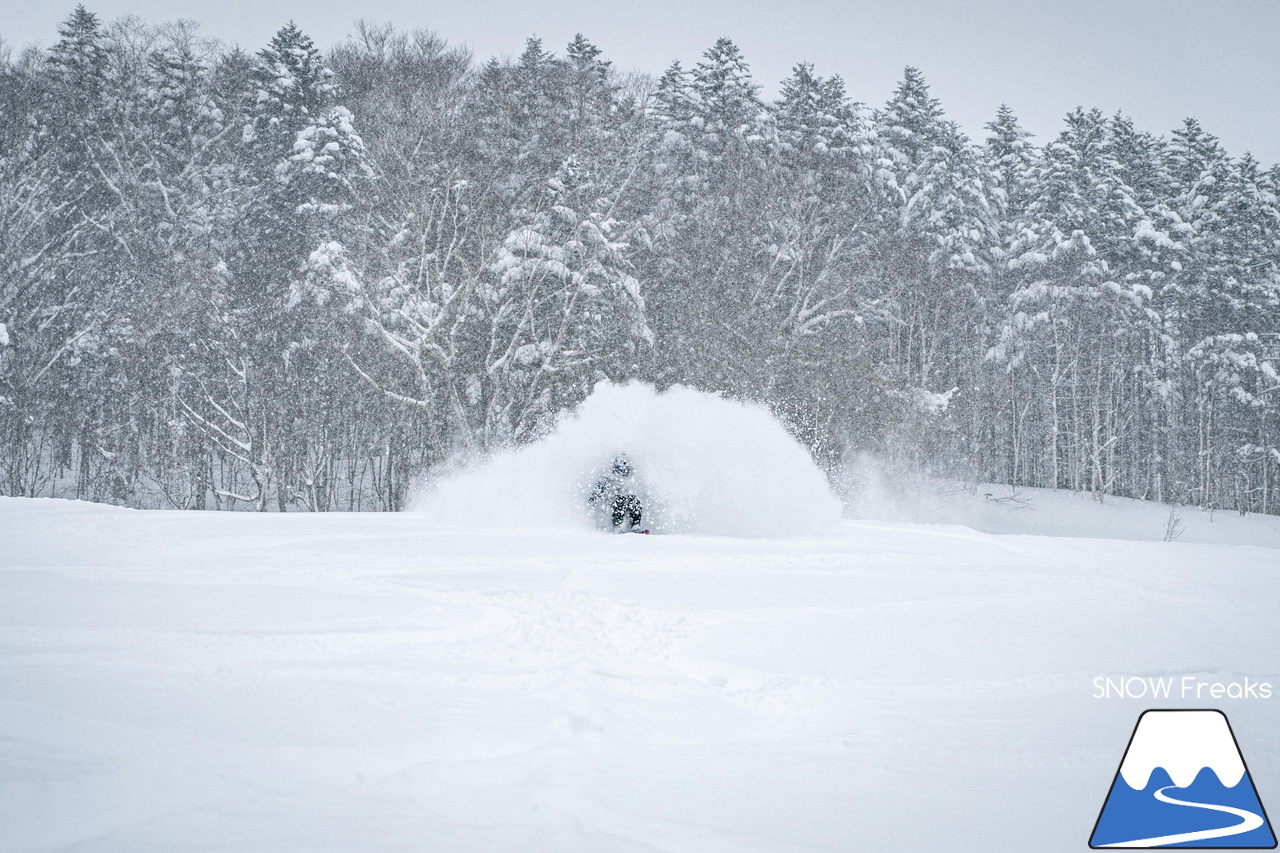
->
[[412, 382, 842, 536]]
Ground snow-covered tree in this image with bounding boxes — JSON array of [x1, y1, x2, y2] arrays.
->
[[1, 14, 1276, 516], [983, 104, 1037, 224], [990, 109, 1164, 497], [875, 68, 998, 394], [481, 160, 651, 440]]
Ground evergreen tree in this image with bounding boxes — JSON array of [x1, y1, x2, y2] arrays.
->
[[689, 38, 762, 171], [878, 66, 946, 166], [692, 38, 761, 134], [983, 104, 1036, 221], [47, 5, 108, 103], [875, 68, 997, 404]]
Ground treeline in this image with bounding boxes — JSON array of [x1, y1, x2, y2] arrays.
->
[[1, 8, 1278, 512]]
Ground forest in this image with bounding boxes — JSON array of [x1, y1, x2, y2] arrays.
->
[[1, 7, 1277, 513]]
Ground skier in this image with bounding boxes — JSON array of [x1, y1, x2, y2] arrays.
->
[[588, 454, 645, 532]]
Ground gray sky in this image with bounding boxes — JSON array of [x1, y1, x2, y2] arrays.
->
[[3, 0, 1278, 164]]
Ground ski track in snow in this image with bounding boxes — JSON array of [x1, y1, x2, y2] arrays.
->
[[1, 496, 1279, 851]]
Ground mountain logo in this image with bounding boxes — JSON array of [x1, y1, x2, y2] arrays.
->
[[1090, 709, 1276, 848]]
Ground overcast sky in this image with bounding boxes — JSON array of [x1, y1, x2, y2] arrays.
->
[[3, 0, 1278, 164]]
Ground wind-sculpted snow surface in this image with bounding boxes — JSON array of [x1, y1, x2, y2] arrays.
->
[[415, 382, 842, 536]]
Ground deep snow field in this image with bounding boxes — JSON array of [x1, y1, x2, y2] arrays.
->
[[3, 384, 1279, 852]]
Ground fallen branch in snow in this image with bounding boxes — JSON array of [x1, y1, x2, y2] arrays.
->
[[984, 491, 1032, 508]]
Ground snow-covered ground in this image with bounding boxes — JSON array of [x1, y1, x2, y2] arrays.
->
[[3, 494, 1278, 851], [3, 386, 1278, 851], [845, 466, 1280, 550]]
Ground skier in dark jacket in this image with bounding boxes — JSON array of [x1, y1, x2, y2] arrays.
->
[[588, 454, 644, 531]]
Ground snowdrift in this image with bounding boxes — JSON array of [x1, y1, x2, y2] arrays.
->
[[413, 382, 842, 536]]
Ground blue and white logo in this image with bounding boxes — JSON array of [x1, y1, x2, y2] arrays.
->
[[1090, 709, 1276, 848]]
